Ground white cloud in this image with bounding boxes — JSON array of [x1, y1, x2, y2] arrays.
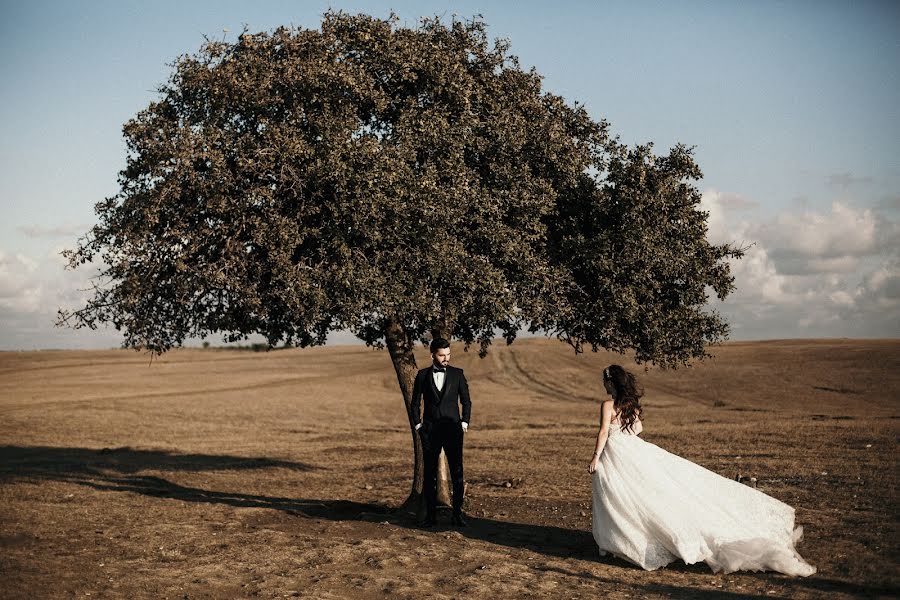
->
[[0, 251, 43, 312], [854, 262, 900, 310], [0, 241, 280, 350], [17, 223, 93, 239], [48, 245, 72, 266], [0, 244, 122, 350], [825, 172, 873, 190], [773, 255, 861, 275], [701, 189, 746, 246], [756, 201, 878, 259], [703, 190, 900, 339], [715, 192, 759, 210]]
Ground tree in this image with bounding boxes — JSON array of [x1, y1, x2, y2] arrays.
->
[[60, 12, 742, 511]]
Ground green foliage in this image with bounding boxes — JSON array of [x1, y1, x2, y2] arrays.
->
[[61, 11, 741, 367]]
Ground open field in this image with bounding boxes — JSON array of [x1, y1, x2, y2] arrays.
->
[[1, 338, 898, 599]]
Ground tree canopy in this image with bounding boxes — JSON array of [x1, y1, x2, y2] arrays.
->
[[62, 11, 741, 369]]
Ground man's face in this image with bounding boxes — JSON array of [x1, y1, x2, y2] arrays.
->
[[432, 347, 451, 367]]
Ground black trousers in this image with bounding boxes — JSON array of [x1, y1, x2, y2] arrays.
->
[[421, 420, 465, 516]]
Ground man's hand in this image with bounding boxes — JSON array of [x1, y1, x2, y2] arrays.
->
[[416, 424, 430, 450], [461, 422, 468, 433]]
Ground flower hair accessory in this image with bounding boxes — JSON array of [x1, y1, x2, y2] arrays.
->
[[603, 367, 610, 380]]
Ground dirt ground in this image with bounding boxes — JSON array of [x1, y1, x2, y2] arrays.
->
[[1, 338, 898, 599]]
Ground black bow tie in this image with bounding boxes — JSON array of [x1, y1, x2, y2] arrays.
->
[[432, 366, 446, 373]]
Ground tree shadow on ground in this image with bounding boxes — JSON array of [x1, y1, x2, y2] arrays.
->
[[3, 445, 891, 599], [2, 445, 600, 563], [0, 444, 319, 481]]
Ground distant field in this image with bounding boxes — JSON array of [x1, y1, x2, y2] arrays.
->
[[1, 339, 898, 599]]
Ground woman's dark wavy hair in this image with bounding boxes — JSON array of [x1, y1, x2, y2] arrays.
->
[[603, 364, 644, 433]]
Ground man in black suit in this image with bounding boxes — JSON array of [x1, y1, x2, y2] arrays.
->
[[411, 337, 472, 527]]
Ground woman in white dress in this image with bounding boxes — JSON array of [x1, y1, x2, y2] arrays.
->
[[589, 364, 815, 576]]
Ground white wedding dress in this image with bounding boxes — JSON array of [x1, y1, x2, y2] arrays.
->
[[591, 416, 816, 576]]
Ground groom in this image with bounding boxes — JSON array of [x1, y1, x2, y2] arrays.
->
[[411, 337, 472, 527]]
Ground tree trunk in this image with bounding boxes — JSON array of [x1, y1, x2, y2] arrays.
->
[[436, 450, 452, 506], [383, 316, 425, 515]]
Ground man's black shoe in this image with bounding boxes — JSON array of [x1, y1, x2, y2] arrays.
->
[[451, 513, 468, 527], [419, 517, 437, 528]]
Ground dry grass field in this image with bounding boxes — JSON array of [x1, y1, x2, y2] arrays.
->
[[1, 338, 898, 599]]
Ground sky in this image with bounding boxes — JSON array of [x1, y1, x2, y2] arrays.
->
[[1, 0, 898, 350]]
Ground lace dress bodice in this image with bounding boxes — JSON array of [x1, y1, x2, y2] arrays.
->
[[603, 412, 642, 437]]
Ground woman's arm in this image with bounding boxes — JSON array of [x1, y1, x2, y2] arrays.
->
[[589, 400, 615, 474]]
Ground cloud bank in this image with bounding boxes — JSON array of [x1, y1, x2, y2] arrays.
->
[[0, 246, 123, 350], [703, 190, 900, 339], [2, 197, 898, 351]]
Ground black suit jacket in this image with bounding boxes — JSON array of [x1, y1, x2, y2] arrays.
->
[[411, 365, 472, 428]]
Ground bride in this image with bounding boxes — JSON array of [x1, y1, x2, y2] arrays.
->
[[589, 364, 815, 576]]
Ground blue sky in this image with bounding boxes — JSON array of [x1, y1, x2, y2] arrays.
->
[[1, 0, 898, 349]]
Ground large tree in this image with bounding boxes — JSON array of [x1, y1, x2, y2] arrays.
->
[[61, 12, 742, 511]]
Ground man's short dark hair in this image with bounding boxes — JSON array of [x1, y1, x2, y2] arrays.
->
[[430, 337, 450, 353]]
